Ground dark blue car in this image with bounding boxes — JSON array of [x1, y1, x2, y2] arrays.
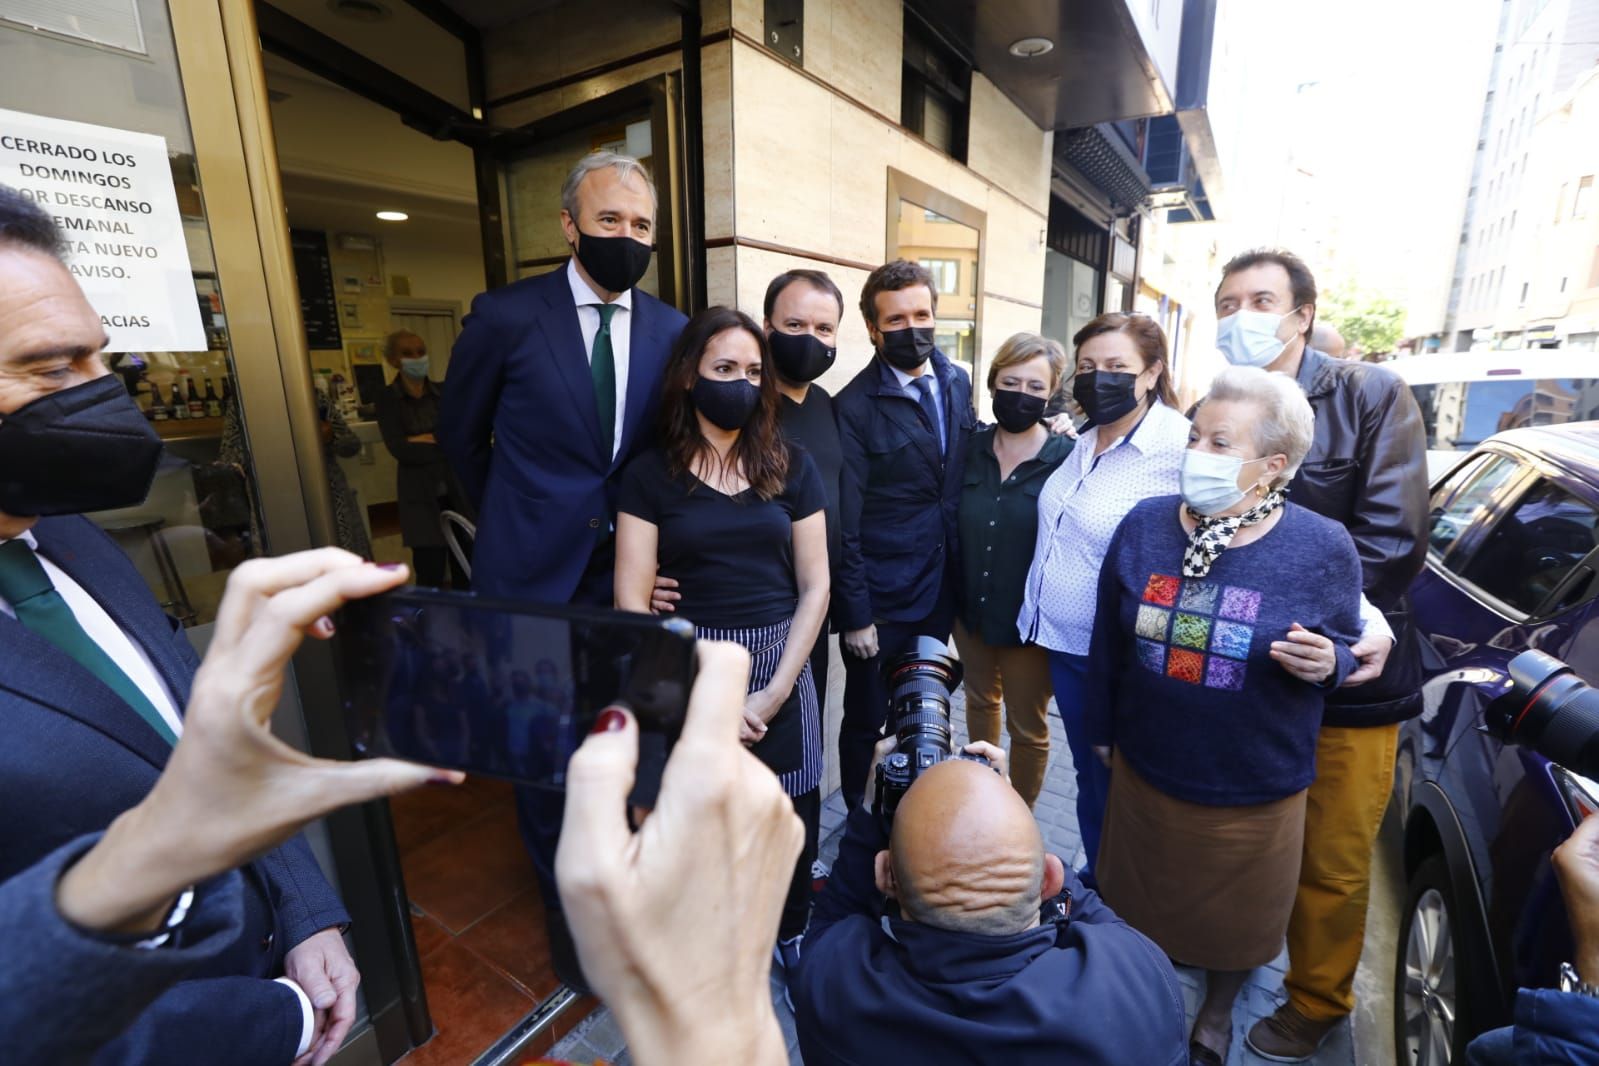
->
[[1394, 422, 1599, 1064]]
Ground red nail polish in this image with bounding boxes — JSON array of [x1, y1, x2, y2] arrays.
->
[[591, 707, 628, 734]]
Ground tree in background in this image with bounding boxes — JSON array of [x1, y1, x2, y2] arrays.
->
[[1318, 285, 1407, 357]]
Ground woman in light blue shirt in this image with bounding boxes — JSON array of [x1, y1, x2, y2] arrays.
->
[[1017, 312, 1188, 873]]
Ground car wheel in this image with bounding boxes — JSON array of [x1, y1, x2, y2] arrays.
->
[[1395, 854, 1474, 1065]]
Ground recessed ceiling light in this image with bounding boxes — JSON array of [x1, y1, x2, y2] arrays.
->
[[376, 210, 408, 222], [1008, 37, 1055, 58], [328, 0, 392, 23]]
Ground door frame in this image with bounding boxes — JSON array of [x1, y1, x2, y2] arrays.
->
[[168, 2, 428, 1062]]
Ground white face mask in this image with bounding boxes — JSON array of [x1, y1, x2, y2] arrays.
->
[[1181, 449, 1266, 516], [1216, 308, 1298, 368]]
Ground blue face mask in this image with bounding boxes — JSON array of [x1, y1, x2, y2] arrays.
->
[[1216, 309, 1298, 368], [400, 356, 430, 381], [1180, 449, 1267, 516]]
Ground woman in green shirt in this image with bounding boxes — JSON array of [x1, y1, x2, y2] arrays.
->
[[953, 333, 1073, 806]]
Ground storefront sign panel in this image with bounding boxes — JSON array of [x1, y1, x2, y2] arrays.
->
[[0, 107, 205, 352]]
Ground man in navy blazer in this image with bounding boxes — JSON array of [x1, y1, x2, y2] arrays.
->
[[834, 260, 975, 810], [0, 187, 355, 1064], [441, 150, 687, 606], [439, 151, 687, 990]]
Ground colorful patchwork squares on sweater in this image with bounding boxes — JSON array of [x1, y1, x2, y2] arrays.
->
[[1139, 573, 1257, 688]]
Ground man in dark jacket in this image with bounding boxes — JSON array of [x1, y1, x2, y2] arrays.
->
[[834, 259, 975, 809], [1212, 249, 1432, 1061], [791, 751, 1187, 1065]]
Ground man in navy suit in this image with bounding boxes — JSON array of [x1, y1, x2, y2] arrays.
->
[[440, 151, 687, 989], [0, 186, 358, 1064], [834, 260, 975, 810]]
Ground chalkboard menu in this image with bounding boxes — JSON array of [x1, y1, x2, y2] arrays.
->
[[290, 229, 342, 350]]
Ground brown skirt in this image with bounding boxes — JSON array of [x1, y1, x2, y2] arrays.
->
[[1096, 752, 1306, 971]]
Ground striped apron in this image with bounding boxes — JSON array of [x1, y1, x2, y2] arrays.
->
[[697, 616, 822, 796]]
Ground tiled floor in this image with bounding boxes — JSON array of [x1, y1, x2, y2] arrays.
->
[[390, 777, 598, 1065]]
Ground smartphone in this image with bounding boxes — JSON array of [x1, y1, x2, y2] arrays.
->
[[339, 587, 697, 789]]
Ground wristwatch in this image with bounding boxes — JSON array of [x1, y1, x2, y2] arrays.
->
[[1558, 961, 1599, 998]]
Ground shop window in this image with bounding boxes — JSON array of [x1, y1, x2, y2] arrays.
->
[[886, 169, 983, 383], [901, 12, 969, 162], [1575, 176, 1594, 220]]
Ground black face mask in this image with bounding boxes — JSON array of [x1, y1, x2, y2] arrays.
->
[[878, 326, 937, 370], [0, 374, 164, 516], [1072, 370, 1142, 426], [571, 228, 654, 294], [691, 376, 761, 431], [767, 330, 836, 383], [991, 388, 1048, 433]]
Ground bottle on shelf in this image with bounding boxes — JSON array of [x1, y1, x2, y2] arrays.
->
[[184, 373, 205, 418], [204, 377, 222, 418], [221, 375, 235, 408], [169, 380, 188, 420], [150, 385, 169, 421]]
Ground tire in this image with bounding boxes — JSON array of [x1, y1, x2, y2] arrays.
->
[[1394, 854, 1476, 1065]]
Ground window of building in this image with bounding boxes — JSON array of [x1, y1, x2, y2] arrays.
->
[[1562, 276, 1569, 293], [1576, 176, 1595, 219], [900, 12, 970, 162], [1520, 281, 1529, 304], [919, 257, 960, 294]]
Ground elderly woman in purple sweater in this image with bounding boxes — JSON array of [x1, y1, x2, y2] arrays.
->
[[1084, 366, 1364, 1066]]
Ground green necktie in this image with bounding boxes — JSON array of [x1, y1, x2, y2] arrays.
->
[[591, 302, 619, 454], [0, 540, 178, 746]]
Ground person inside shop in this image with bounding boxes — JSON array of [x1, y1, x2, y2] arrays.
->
[[833, 259, 975, 810], [1213, 249, 1431, 1063], [376, 329, 471, 588], [787, 738, 1187, 1065], [952, 331, 1073, 808], [0, 184, 369, 1066], [3, 550, 460, 1066], [614, 306, 828, 1007], [439, 150, 688, 991], [1085, 365, 1365, 1066]]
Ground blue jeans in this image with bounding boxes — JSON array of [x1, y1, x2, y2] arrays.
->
[[1047, 650, 1110, 875]]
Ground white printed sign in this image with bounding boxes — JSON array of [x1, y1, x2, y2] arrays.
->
[[0, 108, 205, 352]]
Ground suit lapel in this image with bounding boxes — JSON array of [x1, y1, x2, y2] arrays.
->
[[34, 516, 195, 706], [0, 604, 172, 771], [532, 266, 606, 457]]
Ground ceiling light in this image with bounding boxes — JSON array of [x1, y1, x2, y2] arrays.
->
[[376, 210, 408, 222], [1008, 37, 1055, 58], [328, 0, 392, 23]]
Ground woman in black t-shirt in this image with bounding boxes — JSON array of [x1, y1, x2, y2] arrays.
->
[[616, 306, 829, 954]]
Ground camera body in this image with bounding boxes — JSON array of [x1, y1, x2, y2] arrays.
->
[[1485, 649, 1599, 780], [873, 636, 982, 831]]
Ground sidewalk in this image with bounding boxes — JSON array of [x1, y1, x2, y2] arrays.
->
[[552, 688, 1366, 1066]]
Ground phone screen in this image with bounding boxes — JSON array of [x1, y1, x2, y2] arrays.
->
[[339, 588, 696, 789]]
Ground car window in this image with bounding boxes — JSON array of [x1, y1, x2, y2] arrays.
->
[[1411, 378, 1599, 452], [1429, 454, 1523, 559], [1457, 479, 1599, 615]]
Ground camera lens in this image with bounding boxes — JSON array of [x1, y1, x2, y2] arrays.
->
[[884, 636, 963, 758], [1488, 650, 1599, 779]]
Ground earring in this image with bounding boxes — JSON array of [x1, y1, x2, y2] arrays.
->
[[1257, 483, 1268, 497]]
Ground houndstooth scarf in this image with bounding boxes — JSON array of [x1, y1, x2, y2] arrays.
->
[[1182, 489, 1287, 578]]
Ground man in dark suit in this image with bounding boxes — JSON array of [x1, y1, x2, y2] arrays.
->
[[834, 259, 975, 810], [439, 151, 687, 988], [0, 186, 357, 1065]]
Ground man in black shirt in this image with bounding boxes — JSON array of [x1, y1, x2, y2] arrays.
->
[[834, 260, 975, 810], [763, 270, 845, 706]]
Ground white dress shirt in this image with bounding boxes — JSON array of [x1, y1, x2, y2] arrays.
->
[[567, 257, 633, 460], [0, 531, 183, 737], [1017, 402, 1191, 655], [889, 362, 944, 448]]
